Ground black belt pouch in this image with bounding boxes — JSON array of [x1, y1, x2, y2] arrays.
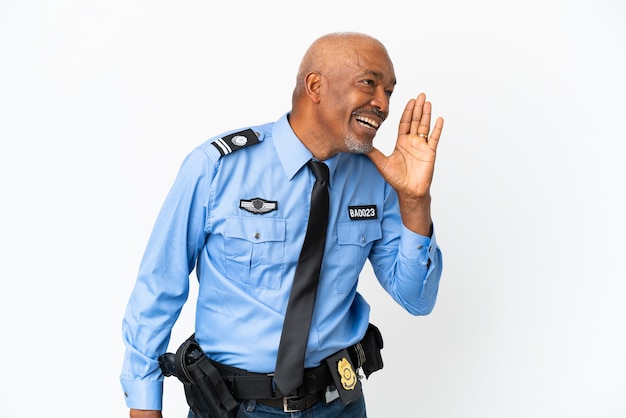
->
[[360, 323, 384, 378]]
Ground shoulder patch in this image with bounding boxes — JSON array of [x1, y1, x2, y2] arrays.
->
[[211, 129, 261, 157]]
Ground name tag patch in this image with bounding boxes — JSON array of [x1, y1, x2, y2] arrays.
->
[[348, 205, 377, 220]]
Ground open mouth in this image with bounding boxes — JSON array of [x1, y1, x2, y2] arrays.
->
[[354, 115, 380, 131]]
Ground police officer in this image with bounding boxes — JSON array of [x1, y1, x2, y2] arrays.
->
[[121, 31, 445, 417]]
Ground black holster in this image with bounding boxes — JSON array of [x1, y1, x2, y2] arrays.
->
[[158, 334, 237, 418]]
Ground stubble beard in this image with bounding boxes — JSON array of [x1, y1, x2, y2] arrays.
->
[[344, 133, 373, 154]]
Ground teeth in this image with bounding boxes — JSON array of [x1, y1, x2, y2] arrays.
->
[[355, 116, 379, 129]]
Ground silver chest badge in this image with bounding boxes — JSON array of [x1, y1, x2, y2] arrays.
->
[[240, 198, 278, 214]]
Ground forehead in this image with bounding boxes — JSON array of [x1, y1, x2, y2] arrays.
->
[[332, 42, 396, 85]]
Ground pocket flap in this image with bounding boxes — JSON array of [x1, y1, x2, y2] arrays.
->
[[225, 216, 286, 243], [337, 221, 382, 247]]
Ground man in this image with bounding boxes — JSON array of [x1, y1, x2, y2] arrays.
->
[[121, 32, 444, 417]]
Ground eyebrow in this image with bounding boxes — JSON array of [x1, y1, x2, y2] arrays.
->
[[360, 69, 397, 86]]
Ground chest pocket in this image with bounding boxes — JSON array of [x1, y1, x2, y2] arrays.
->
[[336, 220, 382, 293], [224, 216, 286, 290]]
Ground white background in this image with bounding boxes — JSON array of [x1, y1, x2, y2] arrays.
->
[[1, 1, 625, 417]]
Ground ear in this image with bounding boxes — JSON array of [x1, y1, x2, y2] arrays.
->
[[304, 71, 322, 103]]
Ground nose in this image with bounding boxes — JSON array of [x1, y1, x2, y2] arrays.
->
[[370, 87, 389, 119]]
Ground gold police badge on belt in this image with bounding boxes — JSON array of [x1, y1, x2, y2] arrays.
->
[[337, 357, 357, 390]]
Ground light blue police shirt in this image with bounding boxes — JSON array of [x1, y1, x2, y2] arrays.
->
[[120, 112, 443, 410]]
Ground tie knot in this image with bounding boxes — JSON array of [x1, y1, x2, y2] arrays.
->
[[307, 160, 329, 184]]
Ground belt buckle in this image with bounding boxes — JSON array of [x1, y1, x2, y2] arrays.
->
[[282, 395, 304, 413]]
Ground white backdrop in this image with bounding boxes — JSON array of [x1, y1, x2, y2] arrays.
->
[[1, 1, 625, 417]]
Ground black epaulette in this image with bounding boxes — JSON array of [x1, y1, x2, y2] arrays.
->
[[211, 129, 261, 157]]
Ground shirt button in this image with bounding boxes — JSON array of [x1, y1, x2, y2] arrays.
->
[[360, 235, 366, 243], [417, 244, 423, 250], [254, 232, 261, 239]]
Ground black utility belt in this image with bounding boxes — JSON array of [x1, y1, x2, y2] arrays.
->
[[211, 359, 332, 400], [159, 323, 384, 417]]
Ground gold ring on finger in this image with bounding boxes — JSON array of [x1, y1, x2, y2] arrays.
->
[[418, 133, 428, 139]]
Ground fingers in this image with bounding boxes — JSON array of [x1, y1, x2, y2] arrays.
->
[[409, 93, 426, 136], [398, 97, 416, 135], [398, 92, 443, 147], [401, 93, 430, 135], [417, 101, 432, 137], [398, 93, 426, 136], [428, 116, 444, 151], [410, 93, 432, 139]]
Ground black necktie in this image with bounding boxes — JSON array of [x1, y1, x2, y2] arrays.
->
[[274, 160, 330, 397]]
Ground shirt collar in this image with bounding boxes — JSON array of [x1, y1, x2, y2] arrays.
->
[[273, 112, 339, 186]]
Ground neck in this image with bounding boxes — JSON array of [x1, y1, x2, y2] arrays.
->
[[288, 111, 338, 161]]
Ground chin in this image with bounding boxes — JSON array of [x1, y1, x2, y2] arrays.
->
[[344, 135, 373, 154]]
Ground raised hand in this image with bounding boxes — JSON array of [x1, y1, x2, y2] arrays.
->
[[367, 93, 444, 235]]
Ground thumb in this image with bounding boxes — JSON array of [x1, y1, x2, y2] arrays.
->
[[366, 147, 387, 173]]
